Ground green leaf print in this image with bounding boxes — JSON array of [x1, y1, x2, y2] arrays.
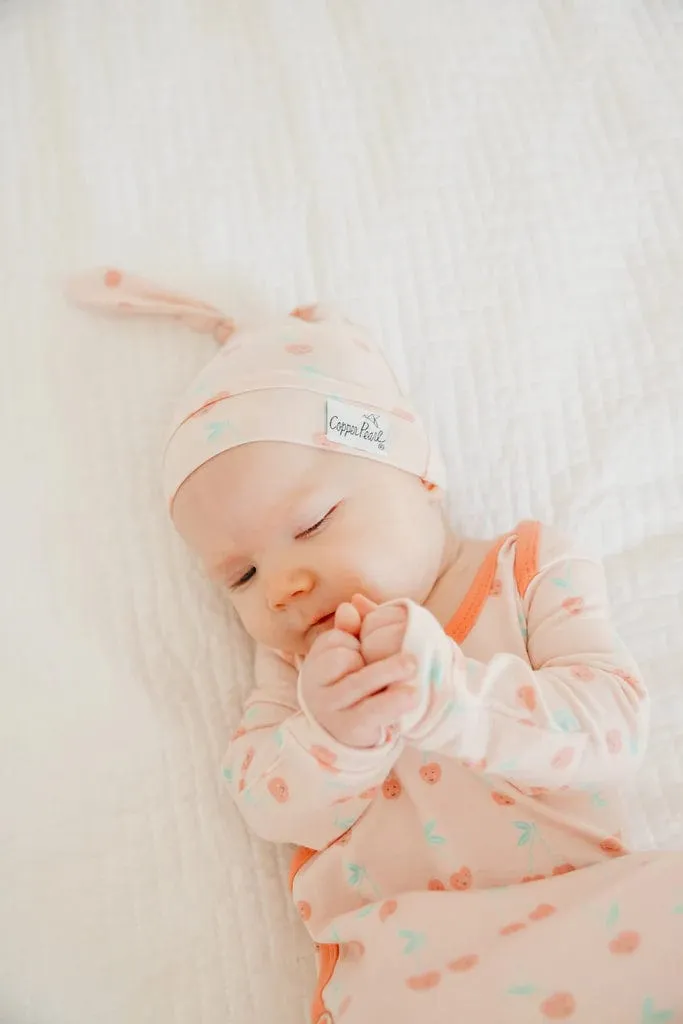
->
[[673, 904, 683, 915], [514, 821, 536, 848], [507, 984, 537, 996], [553, 708, 580, 733], [206, 420, 232, 442], [222, 767, 233, 783], [551, 564, 572, 589], [641, 997, 674, 1024], [335, 816, 356, 832], [517, 610, 529, 641], [606, 902, 620, 928], [355, 904, 375, 919], [424, 820, 446, 845], [591, 790, 608, 808], [273, 728, 284, 749], [347, 863, 367, 888], [429, 656, 444, 690], [399, 929, 426, 955]]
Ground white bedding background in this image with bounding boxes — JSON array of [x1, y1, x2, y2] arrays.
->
[[1, 2, 682, 1022]]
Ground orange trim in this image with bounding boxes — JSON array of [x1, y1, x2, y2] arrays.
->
[[445, 521, 541, 643], [445, 533, 512, 644], [289, 846, 316, 889], [513, 520, 541, 598], [311, 944, 340, 1023], [289, 847, 340, 1023]]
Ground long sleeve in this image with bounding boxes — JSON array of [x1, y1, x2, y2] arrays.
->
[[223, 645, 401, 849], [396, 528, 649, 790]]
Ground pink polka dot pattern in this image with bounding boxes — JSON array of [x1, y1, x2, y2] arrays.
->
[[285, 342, 313, 355], [290, 305, 318, 322], [551, 747, 575, 770]]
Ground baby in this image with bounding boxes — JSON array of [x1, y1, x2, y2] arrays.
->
[[73, 270, 683, 1024]]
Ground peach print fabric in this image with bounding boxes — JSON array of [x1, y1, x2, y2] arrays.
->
[[225, 526, 683, 1023], [66, 268, 446, 505]]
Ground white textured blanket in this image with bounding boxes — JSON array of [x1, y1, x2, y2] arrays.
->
[[1, 2, 682, 1022]]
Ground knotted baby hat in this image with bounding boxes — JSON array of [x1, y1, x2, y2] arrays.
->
[[66, 268, 446, 507]]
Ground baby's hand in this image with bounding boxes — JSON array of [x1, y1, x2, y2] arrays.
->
[[300, 621, 418, 749], [349, 594, 409, 665]]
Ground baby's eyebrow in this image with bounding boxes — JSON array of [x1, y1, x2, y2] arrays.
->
[[208, 553, 244, 579]]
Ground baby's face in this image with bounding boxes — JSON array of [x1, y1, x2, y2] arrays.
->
[[172, 442, 448, 655]]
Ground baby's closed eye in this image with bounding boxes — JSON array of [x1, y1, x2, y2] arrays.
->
[[231, 566, 257, 588], [295, 502, 341, 539]]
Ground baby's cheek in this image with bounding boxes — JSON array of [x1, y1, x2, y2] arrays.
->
[[232, 594, 300, 652], [357, 548, 436, 606]]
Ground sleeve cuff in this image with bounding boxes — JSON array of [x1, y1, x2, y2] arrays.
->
[[384, 598, 453, 735], [294, 674, 401, 776]]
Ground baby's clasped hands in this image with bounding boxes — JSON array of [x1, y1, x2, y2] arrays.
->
[[299, 596, 417, 749]]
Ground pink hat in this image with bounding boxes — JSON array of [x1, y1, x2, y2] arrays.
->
[[67, 269, 446, 507]]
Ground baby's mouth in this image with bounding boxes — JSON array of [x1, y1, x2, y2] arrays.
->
[[311, 612, 335, 630], [305, 611, 336, 642], [302, 614, 333, 655]]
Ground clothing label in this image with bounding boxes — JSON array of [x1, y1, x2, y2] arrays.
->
[[325, 398, 390, 456]]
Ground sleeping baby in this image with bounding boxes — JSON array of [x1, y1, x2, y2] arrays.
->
[[72, 269, 683, 1023]]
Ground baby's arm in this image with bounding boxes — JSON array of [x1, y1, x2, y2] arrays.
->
[[363, 528, 649, 790], [223, 632, 414, 849]]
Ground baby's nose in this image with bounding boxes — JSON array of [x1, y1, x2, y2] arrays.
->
[[266, 567, 315, 611]]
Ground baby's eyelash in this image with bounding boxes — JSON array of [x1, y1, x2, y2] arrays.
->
[[231, 566, 256, 589], [296, 503, 340, 539], [228, 503, 341, 588]]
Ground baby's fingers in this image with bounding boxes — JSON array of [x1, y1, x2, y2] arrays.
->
[[307, 637, 364, 687], [345, 684, 418, 732], [334, 601, 362, 636], [309, 628, 360, 657], [351, 593, 378, 618], [361, 621, 407, 664], [331, 653, 417, 710], [360, 604, 406, 641]]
